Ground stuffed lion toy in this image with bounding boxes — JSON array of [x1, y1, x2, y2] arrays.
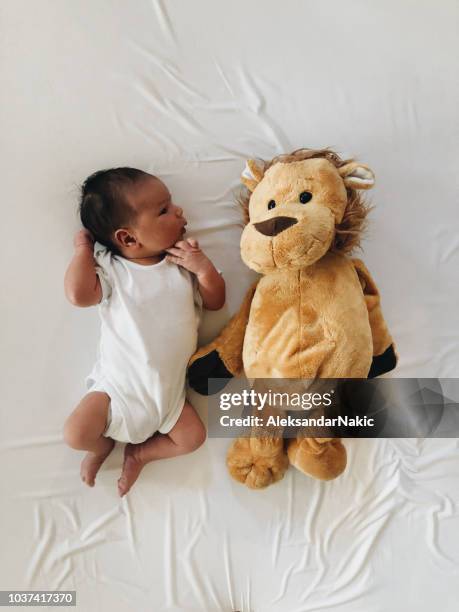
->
[[188, 148, 398, 489]]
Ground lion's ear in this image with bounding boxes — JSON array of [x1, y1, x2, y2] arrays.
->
[[241, 159, 264, 191], [338, 162, 375, 190]]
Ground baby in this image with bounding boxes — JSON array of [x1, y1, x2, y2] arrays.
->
[[63, 168, 225, 496]]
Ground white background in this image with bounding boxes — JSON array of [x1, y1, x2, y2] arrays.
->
[[1, 1, 458, 610]]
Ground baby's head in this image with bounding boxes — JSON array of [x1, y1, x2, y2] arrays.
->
[[79, 167, 187, 257]]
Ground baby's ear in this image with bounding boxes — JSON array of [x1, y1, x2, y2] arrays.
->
[[338, 162, 375, 190], [241, 159, 264, 191], [114, 228, 138, 249]]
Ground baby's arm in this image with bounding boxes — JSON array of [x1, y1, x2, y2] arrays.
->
[[196, 262, 225, 311], [166, 238, 225, 310], [64, 230, 102, 307]]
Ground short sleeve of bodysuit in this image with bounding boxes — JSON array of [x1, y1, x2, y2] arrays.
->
[[93, 242, 113, 302]]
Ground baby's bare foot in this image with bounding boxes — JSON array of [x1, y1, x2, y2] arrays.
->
[[118, 444, 145, 497], [80, 441, 114, 487]]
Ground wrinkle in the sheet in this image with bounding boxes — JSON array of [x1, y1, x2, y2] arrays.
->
[[129, 82, 182, 151], [437, 226, 459, 265], [211, 64, 291, 155], [79, 506, 121, 542], [152, 0, 178, 48], [278, 444, 397, 607], [159, 62, 210, 103], [179, 498, 208, 609], [238, 67, 291, 152], [167, 99, 207, 136], [54, 559, 73, 591], [164, 497, 178, 609], [426, 495, 458, 569], [213, 59, 237, 100], [271, 562, 296, 605], [222, 531, 237, 612], [27, 503, 55, 586], [128, 39, 209, 104], [121, 495, 140, 562], [271, 518, 282, 568], [394, 438, 459, 572], [56, 500, 80, 532]]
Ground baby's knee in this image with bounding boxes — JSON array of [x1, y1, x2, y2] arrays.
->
[[63, 419, 91, 450], [186, 422, 207, 453]]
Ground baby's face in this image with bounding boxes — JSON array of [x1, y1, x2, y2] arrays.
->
[[126, 175, 187, 253]]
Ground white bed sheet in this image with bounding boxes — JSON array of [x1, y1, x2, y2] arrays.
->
[[1, 1, 459, 610]]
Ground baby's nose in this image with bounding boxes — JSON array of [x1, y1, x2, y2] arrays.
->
[[175, 206, 184, 217]]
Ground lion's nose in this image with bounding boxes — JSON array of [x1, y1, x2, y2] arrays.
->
[[253, 216, 298, 237]]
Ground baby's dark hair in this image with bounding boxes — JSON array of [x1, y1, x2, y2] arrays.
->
[[79, 167, 151, 254]]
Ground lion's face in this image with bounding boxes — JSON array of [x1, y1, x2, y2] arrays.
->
[[240, 158, 349, 273]]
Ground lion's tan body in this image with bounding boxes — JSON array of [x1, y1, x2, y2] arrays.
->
[[243, 253, 372, 379]]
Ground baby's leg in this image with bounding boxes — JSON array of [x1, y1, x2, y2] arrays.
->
[[117, 401, 206, 496], [63, 391, 115, 487]]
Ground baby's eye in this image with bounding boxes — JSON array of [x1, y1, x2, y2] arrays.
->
[[159, 206, 168, 215], [267, 200, 276, 210], [299, 191, 312, 204]]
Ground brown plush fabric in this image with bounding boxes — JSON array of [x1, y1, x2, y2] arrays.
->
[[242, 253, 373, 379], [351, 258, 395, 356], [226, 437, 289, 489], [287, 437, 347, 480], [189, 148, 398, 489]]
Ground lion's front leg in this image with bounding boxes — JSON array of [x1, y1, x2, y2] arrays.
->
[[187, 281, 258, 395]]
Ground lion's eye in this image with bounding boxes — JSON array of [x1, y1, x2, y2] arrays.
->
[[267, 200, 276, 210], [299, 191, 312, 204]]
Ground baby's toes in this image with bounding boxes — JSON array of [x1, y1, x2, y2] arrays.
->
[[117, 453, 144, 497], [80, 456, 97, 487], [80, 450, 111, 487], [117, 476, 129, 497]]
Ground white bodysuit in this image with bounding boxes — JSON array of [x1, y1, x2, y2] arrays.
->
[[86, 242, 202, 444]]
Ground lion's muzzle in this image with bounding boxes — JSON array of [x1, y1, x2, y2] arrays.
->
[[253, 216, 298, 237]]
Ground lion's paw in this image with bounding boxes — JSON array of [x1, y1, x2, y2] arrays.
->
[[288, 437, 347, 480], [226, 437, 289, 489]]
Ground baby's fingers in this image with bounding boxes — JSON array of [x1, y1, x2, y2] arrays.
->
[[173, 239, 200, 252], [165, 247, 184, 258], [76, 228, 92, 240], [165, 255, 183, 266], [173, 240, 193, 251], [74, 228, 94, 248], [186, 237, 199, 249]]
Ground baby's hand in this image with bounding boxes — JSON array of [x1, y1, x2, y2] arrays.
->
[[165, 238, 214, 278], [74, 229, 94, 250]]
